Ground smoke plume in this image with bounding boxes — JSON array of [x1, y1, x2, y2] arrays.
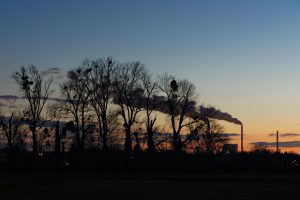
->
[[198, 106, 242, 125]]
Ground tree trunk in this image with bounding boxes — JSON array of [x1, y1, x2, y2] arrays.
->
[[124, 127, 132, 154], [32, 127, 37, 159], [147, 129, 155, 153], [173, 132, 179, 152], [102, 133, 108, 152], [102, 116, 108, 152], [170, 112, 180, 152], [55, 121, 61, 165], [75, 118, 80, 149], [7, 138, 12, 151], [8, 116, 13, 151], [80, 107, 86, 151]]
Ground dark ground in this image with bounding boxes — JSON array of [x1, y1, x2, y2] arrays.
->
[[1, 172, 300, 200]]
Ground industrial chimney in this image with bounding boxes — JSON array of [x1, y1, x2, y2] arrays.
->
[[276, 130, 279, 153], [241, 124, 244, 152]]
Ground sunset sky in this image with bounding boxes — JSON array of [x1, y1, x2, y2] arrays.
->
[[1, 0, 300, 152]]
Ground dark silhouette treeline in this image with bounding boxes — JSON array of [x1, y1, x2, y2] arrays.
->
[[1, 149, 300, 173], [0, 57, 299, 172]]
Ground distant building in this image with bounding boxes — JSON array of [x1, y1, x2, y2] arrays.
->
[[222, 144, 238, 153]]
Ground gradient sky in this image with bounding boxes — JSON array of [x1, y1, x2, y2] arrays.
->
[[1, 0, 300, 151]]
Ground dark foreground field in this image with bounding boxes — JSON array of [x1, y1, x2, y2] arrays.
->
[[1, 172, 300, 200]]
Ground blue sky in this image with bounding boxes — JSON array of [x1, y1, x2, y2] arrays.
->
[[1, 0, 300, 141]]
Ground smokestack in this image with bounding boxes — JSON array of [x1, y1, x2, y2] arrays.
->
[[241, 124, 244, 152], [197, 106, 244, 152], [276, 130, 279, 153]]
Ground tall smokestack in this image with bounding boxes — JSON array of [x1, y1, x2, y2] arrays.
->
[[241, 124, 244, 152], [276, 130, 279, 153], [197, 106, 244, 151]]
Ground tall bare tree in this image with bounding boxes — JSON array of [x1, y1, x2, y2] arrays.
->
[[60, 60, 92, 150], [88, 57, 116, 151], [141, 70, 160, 152], [157, 73, 197, 152], [112, 61, 145, 154], [11, 65, 53, 157]]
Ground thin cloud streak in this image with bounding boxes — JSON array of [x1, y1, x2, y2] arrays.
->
[[250, 141, 300, 148], [41, 67, 61, 76], [220, 133, 240, 137], [269, 133, 300, 137]]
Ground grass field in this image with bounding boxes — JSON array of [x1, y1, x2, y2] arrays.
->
[[1, 172, 300, 199]]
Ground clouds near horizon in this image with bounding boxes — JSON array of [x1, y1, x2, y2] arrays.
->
[[269, 133, 300, 137], [250, 141, 300, 148]]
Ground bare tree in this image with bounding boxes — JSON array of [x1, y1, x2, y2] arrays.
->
[[88, 57, 116, 151], [11, 65, 53, 157], [193, 119, 229, 154], [112, 61, 145, 154], [0, 112, 23, 151], [60, 60, 92, 150], [141, 70, 161, 153], [157, 73, 197, 152]]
